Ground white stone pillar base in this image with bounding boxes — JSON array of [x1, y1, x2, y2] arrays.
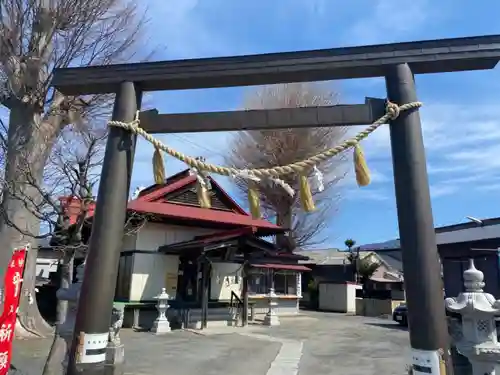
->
[[263, 288, 280, 326], [263, 310, 280, 326], [151, 319, 171, 334], [106, 342, 125, 365]]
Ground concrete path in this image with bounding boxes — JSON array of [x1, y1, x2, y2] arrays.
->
[[11, 311, 410, 375]]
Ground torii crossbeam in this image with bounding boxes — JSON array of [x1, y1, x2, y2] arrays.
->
[[53, 34, 500, 375], [138, 97, 386, 133]]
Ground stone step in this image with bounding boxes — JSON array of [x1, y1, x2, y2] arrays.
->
[[167, 307, 254, 330], [180, 308, 253, 329], [185, 308, 251, 319], [185, 319, 241, 329]]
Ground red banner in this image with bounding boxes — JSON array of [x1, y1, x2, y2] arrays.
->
[[0, 248, 27, 375]]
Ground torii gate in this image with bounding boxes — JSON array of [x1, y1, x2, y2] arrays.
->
[[53, 34, 500, 375]]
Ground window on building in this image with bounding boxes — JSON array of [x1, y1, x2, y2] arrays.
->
[[248, 271, 270, 295], [115, 255, 133, 300], [248, 269, 299, 295], [273, 271, 298, 295]]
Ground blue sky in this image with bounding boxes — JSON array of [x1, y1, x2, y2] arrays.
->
[[128, 0, 500, 249], [4, 0, 500, 248]]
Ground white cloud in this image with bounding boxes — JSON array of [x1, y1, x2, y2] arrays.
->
[[344, 0, 433, 45], [347, 188, 389, 201], [477, 183, 500, 192], [430, 185, 458, 199], [369, 169, 390, 183], [429, 172, 500, 198], [145, 0, 235, 59], [427, 165, 468, 175], [360, 101, 500, 198]]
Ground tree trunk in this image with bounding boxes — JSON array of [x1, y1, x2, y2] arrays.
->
[[16, 248, 54, 337], [276, 210, 294, 251], [42, 252, 74, 375], [0, 103, 58, 337]]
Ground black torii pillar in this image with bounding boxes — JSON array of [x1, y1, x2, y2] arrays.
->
[[67, 82, 142, 375], [386, 64, 452, 374]]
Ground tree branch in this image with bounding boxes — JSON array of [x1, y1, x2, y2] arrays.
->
[[227, 83, 349, 249]]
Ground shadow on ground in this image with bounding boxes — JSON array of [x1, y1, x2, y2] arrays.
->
[[11, 312, 411, 375], [365, 322, 408, 331]]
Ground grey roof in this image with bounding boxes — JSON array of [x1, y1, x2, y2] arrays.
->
[[296, 248, 380, 266], [359, 239, 400, 251], [295, 249, 349, 265], [373, 250, 403, 273], [357, 216, 500, 253], [297, 248, 404, 280]]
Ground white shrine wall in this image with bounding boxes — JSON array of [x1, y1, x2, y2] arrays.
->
[[120, 222, 221, 301], [210, 262, 244, 300]]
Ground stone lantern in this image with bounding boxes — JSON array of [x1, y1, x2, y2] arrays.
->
[[263, 288, 280, 326], [445, 258, 500, 375], [151, 288, 171, 334]]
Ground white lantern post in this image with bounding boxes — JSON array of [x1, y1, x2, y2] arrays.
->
[[151, 288, 171, 334]]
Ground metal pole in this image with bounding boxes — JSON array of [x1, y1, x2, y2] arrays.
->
[[66, 82, 142, 375], [385, 64, 453, 374], [242, 260, 249, 327], [356, 247, 360, 284], [201, 260, 209, 329]]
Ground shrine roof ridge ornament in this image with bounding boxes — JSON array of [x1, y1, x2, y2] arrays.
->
[[52, 34, 500, 95]]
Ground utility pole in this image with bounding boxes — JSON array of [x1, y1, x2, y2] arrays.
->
[[385, 64, 453, 374]]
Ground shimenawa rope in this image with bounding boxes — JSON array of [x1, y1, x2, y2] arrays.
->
[[108, 100, 422, 217]]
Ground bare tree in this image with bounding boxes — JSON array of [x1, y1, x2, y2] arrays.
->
[[0, 0, 151, 335], [227, 83, 348, 250], [0, 123, 104, 341]]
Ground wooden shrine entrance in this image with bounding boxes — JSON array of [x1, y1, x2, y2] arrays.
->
[[176, 256, 200, 303], [53, 34, 500, 374], [160, 227, 307, 329]]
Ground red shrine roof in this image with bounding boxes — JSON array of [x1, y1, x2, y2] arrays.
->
[[159, 227, 310, 268], [129, 170, 283, 235], [59, 197, 96, 225], [160, 227, 257, 252], [60, 169, 284, 236]]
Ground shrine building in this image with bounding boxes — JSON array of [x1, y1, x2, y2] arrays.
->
[[60, 169, 310, 329]]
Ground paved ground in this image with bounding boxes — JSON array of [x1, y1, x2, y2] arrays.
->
[[11, 311, 410, 375]]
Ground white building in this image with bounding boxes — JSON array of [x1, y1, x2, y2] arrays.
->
[[61, 169, 310, 329]]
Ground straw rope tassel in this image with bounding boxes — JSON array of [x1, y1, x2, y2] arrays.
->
[[354, 144, 370, 187], [247, 181, 260, 219], [299, 174, 315, 212], [196, 180, 211, 209], [152, 147, 166, 184]]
